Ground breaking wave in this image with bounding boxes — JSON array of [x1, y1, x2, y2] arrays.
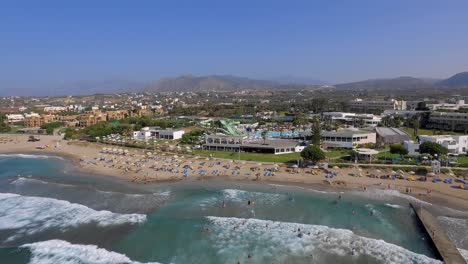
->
[[458, 248, 468, 263], [385, 204, 403, 209], [0, 154, 64, 160], [437, 216, 468, 249], [9, 177, 171, 214], [206, 216, 442, 264], [0, 193, 146, 242], [22, 239, 161, 264]]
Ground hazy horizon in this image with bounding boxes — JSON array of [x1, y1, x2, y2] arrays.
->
[[1, 0, 468, 95]]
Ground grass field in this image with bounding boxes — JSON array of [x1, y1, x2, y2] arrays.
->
[[374, 151, 401, 159], [402, 127, 464, 140], [192, 148, 351, 163], [192, 150, 302, 163]]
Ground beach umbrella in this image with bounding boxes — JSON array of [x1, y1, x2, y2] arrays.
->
[[313, 166, 319, 169], [291, 164, 299, 168], [376, 169, 381, 173], [391, 170, 397, 174], [409, 171, 415, 175], [333, 166, 339, 169], [426, 172, 435, 177], [398, 170, 404, 174]]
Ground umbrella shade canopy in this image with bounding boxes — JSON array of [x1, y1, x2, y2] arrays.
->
[[333, 166, 339, 169], [426, 172, 436, 177], [376, 170, 381, 173], [391, 171, 397, 174], [291, 164, 299, 168], [409, 171, 415, 175]]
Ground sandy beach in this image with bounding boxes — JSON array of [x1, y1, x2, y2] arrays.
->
[[1, 134, 468, 211]]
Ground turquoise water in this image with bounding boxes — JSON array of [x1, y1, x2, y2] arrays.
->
[[0, 154, 465, 263], [252, 130, 300, 138]]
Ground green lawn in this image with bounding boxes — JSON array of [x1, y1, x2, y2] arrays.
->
[[375, 151, 401, 159], [402, 127, 464, 140], [324, 149, 350, 159], [455, 156, 468, 166], [192, 150, 301, 163]]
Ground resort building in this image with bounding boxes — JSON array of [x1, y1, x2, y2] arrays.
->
[[202, 135, 245, 152], [132, 127, 185, 141], [427, 100, 468, 111], [349, 98, 406, 114], [320, 129, 376, 149], [404, 135, 468, 155], [427, 112, 468, 132], [78, 110, 107, 127], [5, 114, 24, 123], [375, 127, 411, 144], [24, 113, 55, 127], [322, 112, 381, 127], [202, 134, 301, 154], [106, 110, 128, 120]]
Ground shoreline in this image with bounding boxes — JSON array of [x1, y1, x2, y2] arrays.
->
[[1, 134, 468, 212]]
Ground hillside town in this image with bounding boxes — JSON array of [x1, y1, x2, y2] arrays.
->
[[1, 91, 468, 173]]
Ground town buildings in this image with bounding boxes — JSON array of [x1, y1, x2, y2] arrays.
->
[[202, 134, 302, 154], [375, 127, 411, 144], [132, 127, 185, 141], [320, 129, 377, 149], [427, 112, 468, 131], [349, 98, 407, 113], [404, 135, 468, 155]]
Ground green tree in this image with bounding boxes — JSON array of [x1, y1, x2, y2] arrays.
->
[[310, 119, 322, 145], [389, 144, 408, 156], [0, 114, 11, 133], [41, 122, 64, 135], [180, 128, 204, 145], [419, 141, 448, 156], [261, 130, 268, 145], [300, 145, 325, 163]]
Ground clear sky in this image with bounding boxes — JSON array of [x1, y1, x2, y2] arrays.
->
[[1, 0, 468, 93]]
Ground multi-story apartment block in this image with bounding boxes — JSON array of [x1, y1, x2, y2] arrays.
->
[[428, 112, 468, 131], [349, 98, 406, 113]]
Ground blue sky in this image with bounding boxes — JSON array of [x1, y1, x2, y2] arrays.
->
[[1, 0, 468, 93]]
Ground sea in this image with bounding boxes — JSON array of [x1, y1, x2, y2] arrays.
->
[[0, 153, 467, 264]]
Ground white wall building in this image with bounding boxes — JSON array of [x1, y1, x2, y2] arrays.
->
[[320, 129, 377, 149], [6, 114, 25, 123], [404, 135, 468, 155], [132, 127, 185, 141]]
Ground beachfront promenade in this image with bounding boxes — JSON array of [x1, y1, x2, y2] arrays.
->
[[411, 203, 467, 264]]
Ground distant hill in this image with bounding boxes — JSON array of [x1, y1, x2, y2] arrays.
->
[[268, 75, 328, 85], [436, 72, 468, 88], [144, 75, 291, 92], [334, 76, 434, 90]]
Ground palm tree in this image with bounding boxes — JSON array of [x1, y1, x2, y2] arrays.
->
[[261, 130, 268, 145]]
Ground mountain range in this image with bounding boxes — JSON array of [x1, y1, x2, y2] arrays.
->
[[2, 72, 468, 96]]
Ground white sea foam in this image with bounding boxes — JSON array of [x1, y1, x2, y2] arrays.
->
[[268, 183, 339, 194], [437, 216, 468, 248], [385, 203, 403, 209], [221, 189, 285, 205], [22, 239, 161, 264], [354, 189, 432, 206], [0, 153, 64, 160], [458, 248, 468, 263], [206, 216, 442, 264], [0, 193, 146, 242]]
